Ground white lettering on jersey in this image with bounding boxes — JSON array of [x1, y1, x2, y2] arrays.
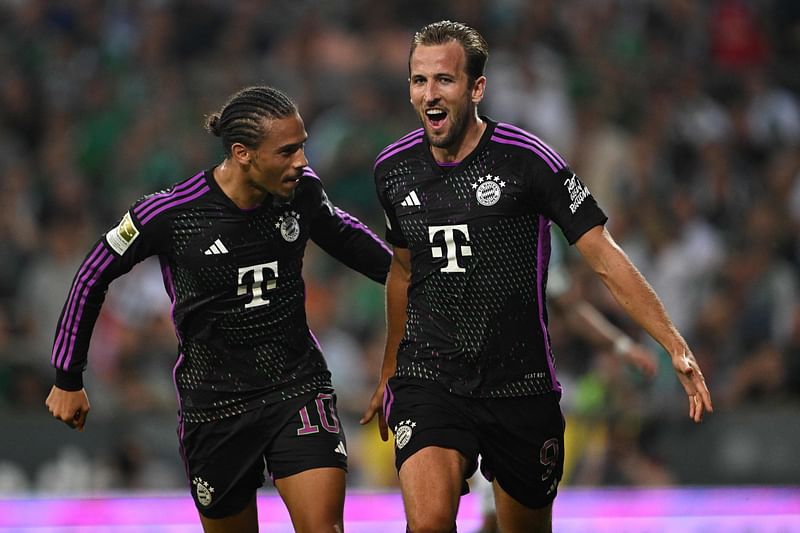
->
[[564, 173, 591, 214], [320, 191, 335, 216], [428, 224, 471, 273], [237, 262, 278, 308]]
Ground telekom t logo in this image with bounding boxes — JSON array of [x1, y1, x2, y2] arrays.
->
[[238, 262, 278, 308], [428, 224, 471, 273]]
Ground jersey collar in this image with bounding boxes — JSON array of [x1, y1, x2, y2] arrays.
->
[[423, 116, 498, 174]]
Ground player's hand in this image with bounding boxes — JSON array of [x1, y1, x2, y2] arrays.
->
[[46, 385, 90, 431], [359, 381, 389, 441], [671, 351, 713, 423], [623, 342, 658, 378]]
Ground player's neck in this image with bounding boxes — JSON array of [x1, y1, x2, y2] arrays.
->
[[430, 115, 486, 164], [213, 160, 267, 210]]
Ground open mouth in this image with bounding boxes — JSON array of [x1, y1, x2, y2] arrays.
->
[[425, 108, 448, 129]]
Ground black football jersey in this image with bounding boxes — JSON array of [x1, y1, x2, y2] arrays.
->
[[52, 167, 391, 422], [374, 118, 607, 397]]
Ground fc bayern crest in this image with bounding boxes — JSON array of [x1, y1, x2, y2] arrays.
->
[[276, 211, 301, 242], [393, 419, 416, 449], [472, 174, 506, 206], [192, 477, 215, 507]]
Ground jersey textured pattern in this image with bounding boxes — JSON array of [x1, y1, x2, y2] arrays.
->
[[52, 167, 390, 423], [375, 118, 607, 398]]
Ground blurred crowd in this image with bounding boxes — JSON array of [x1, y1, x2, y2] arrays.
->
[[1, 0, 799, 493]]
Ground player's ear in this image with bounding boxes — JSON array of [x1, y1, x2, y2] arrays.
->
[[471, 76, 486, 104], [231, 143, 251, 166]]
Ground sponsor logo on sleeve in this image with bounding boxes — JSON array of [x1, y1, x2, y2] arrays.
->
[[106, 211, 140, 255], [564, 173, 591, 214], [321, 190, 336, 216]]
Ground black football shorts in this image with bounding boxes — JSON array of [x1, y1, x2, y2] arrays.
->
[[180, 390, 347, 518], [385, 376, 564, 509]]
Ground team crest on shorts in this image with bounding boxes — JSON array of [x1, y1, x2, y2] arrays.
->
[[192, 476, 215, 507], [276, 211, 300, 242], [472, 174, 506, 206], [393, 419, 416, 449]]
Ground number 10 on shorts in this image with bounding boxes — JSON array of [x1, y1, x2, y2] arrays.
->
[[296, 393, 341, 435]]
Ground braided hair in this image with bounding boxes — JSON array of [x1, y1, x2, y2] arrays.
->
[[205, 86, 297, 155]]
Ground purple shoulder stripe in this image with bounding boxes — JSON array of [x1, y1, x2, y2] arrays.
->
[[376, 128, 424, 159], [303, 166, 321, 180], [494, 124, 567, 172], [496, 123, 567, 166], [134, 172, 205, 219], [374, 136, 424, 169], [138, 184, 211, 225]]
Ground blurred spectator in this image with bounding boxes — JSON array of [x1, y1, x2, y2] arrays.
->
[[14, 210, 92, 369], [785, 304, 800, 399], [709, 0, 770, 73], [0, 159, 40, 311]]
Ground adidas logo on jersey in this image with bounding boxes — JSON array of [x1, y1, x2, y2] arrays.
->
[[401, 190, 421, 207], [334, 441, 347, 456], [204, 238, 229, 255]]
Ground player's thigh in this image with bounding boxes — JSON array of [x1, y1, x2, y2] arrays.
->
[[386, 377, 479, 529], [198, 495, 258, 533], [493, 480, 553, 533], [399, 446, 467, 531], [267, 391, 347, 530], [478, 392, 565, 511], [181, 412, 274, 521], [275, 467, 345, 533], [385, 377, 479, 476]]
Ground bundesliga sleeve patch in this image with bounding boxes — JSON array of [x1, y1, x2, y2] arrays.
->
[[106, 211, 140, 255]]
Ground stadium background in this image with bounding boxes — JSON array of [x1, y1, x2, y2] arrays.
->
[[0, 0, 798, 525]]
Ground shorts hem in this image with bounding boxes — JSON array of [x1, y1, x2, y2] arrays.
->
[[195, 493, 255, 519], [270, 462, 348, 482], [495, 476, 559, 510]]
